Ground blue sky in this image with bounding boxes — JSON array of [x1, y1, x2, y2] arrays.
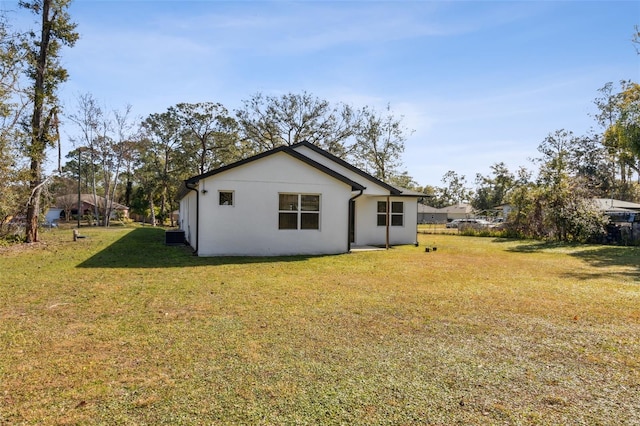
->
[[5, 0, 639, 186]]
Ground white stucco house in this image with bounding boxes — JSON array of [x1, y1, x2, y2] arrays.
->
[[177, 141, 422, 256]]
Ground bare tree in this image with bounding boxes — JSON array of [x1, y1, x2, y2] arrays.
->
[[103, 105, 136, 225], [236, 91, 360, 158], [172, 102, 238, 175], [353, 104, 413, 183], [56, 193, 76, 221], [68, 94, 137, 226], [68, 93, 102, 224]]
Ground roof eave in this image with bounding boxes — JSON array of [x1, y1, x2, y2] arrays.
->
[[180, 144, 367, 197]]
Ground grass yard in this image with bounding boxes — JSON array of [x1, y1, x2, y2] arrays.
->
[[0, 226, 639, 425]]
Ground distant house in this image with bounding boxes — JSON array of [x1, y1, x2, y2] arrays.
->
[[44, 208, 63, 225], [439, 203, 475, 221], [417, 204, 448, 224], [593, 198, 640, 243], [494, 203, 513, 219], [177, 141, 422, 256], [416, 202, 476, 223], [54, 194, 129, 221], [593, 198, 640, 220]]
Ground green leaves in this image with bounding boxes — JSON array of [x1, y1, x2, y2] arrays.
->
[[594, 81, 640, 185], [18, 0, 79, 242]]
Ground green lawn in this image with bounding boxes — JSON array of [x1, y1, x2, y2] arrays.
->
[[1, 226, 638, 425]]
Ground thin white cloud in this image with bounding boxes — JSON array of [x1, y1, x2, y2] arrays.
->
[[131, 1, 548, 56], [37, 0, 638, 186]]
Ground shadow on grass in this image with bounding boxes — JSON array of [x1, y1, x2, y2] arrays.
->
[[504, 239, 640, 281], [500, 240, 576, 251], [77, 227, 325, 268]]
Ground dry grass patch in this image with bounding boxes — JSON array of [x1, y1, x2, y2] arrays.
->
[[1, 227, 638, 424]]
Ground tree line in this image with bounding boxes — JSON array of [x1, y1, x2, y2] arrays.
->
[[0, 1, 413, 239], [1, 1, 638, 245], [424, 80, 640, 242], [52, 93, 413, 228]]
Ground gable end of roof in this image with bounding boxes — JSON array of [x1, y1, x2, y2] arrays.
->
[[184, 145, 289, 185], [290, 141, 403, 195], [180, 143, 366, 198], [283, 148, 365, 191]]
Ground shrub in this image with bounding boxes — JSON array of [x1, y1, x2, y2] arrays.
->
[[0, 223, 25, 245]]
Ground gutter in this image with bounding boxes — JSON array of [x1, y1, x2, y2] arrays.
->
[[185, 181, 199, 255], [348, 189, 364, 252]]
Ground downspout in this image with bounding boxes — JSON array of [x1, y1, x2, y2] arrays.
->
[[185, 181, 199, 255], [386, 195, 390, 249], [348, 189, 363, 252], [415, 199, 419, 246]]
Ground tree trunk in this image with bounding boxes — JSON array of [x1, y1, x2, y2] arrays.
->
[[125, 180, 132, 206], [149, 196, 156, 227], [103, 165, 111, 227], [22, 0, 77, 241], [90, 152, 100, 226], [24, 1, 53, 243], [106, 152, 124, 227], [160, 189, 166, 227], [25, 184, 41, 243]]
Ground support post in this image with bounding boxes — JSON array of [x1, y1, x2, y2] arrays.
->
[[386, 195, 390, 249], [77, 149, 81, 228]]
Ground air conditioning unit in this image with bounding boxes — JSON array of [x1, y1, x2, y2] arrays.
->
[[165, 230, 185, 245]]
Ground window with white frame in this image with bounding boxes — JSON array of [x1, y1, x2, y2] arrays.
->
[[219, 191, 233, 206], [279, 193, 320, 230], [377, 201, 404, 226]]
